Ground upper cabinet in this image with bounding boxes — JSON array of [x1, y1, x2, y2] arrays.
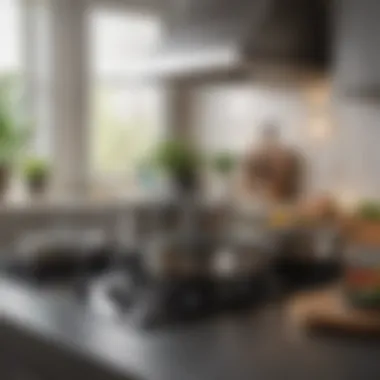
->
[[334, 0, 380, 95]]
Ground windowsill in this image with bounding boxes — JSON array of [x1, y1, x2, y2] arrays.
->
[[2, 174, 237, 214], [0, 192, 164, 214], [0, 188, 232, 215]]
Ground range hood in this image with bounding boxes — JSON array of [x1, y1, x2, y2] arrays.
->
[[132, 0, 329, 80]]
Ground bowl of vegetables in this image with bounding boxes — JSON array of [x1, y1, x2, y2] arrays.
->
[[344, 200, 380, 309]]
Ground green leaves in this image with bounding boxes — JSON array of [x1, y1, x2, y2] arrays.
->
[[153, 140, 201, 175], [211, 151, 236, 176], [357, 201, 380, 222], [23, 157, 50, 181], [0, 73, 30, 166]]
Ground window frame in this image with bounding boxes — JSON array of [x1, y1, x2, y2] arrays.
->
[[87, 4, 168, 198]]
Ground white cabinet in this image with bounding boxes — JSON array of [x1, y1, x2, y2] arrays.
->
[[335, 0, 380, 93]]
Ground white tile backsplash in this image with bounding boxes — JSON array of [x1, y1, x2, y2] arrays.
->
[[192, 83, 380, 200]]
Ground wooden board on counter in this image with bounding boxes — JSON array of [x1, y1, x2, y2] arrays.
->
[[288, 286, 380, 337]]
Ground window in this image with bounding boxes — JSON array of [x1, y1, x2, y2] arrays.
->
[[89, 9, 165, 196], [0, 0, 22, 76], [0, 0, 52, 158], [0, 0, 23, 126]]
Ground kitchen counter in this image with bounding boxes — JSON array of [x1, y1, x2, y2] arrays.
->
[[1, 276, 380, 380]]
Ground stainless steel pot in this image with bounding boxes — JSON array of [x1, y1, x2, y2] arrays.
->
[[143, 233, 212, 280]]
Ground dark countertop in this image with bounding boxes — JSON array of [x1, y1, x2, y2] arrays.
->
[[2, 277, 380, 380]]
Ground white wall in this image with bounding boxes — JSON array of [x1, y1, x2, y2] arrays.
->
[[191, 82, 344, 197], [191, 80, 380, 202], [192, 84, 307, 153], [49, 0, 89, 198], [332, 101, 380, 202]]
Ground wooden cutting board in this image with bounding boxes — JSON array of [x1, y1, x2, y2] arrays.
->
[[288, 286, 380, 336]]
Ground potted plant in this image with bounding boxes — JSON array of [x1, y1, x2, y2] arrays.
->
[[23, 157, 51, 196], [0, 74, 29, 197], [153, 139, 201, 195]]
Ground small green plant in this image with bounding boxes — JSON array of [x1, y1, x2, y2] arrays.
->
[[212, 152, 236, 176], [23, 158, 50, 182], [152, 140, 202, 192], [154, 140, 200, 176], [357, 201, 380, 222], [0, 74, 30, 166]]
